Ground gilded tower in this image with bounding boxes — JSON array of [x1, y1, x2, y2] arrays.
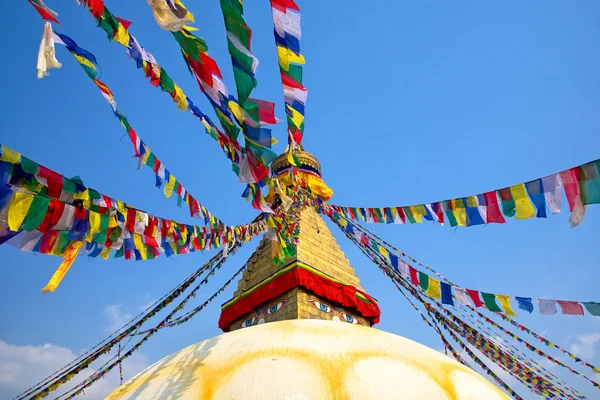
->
[[218, 151, 380, 332]]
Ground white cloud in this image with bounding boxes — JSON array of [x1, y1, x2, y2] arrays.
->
[[569, 333, 600, 361], [0, 339, 149, 400], [104, 304, 133, 333]]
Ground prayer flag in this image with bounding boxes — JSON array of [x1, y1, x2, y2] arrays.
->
[[455, 288, 472, 306], [483, 191, 505, 223], [481, 292, 502, 312], [538, 299, 557, 315], [28, 0, 59, 23], [557, 300, 584, 316], [418, 272, 429, 291], [510, 183, 536, 219], [426, 277, 441, 299], [560, 168, 586, 227], [466, 289, 484, 307], [541, 173, 562, 214], [465, 196, 485, 226], [496, 294, 517, 317], [22, 195, 50, 231], [409, 266, 419, 285], [525, 179, 547, 218], [41, 241, 83, 294], [580, 161, 600, 205], [498, 188, 516, 218], [515, 297, 534, 313], [582, 302, 600, 316], [440, 282, 454, 305], [8, 192, 35, 232]]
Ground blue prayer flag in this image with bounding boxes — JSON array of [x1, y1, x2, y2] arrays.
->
[[515, 297, 534, 313], [441, 282, 454, 305]]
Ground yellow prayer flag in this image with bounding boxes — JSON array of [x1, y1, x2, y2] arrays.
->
[[426, 277, 442, 299], [510, 184, 536, 220], [8, 192, 34, 232], [99, 246, 112, 260], [1, 145, 21, 164], [41, 242, 83, 294], [73, 54, 96, 70], [87, 211, 101, 242], [466, 195, 478, 208], [172, 84, 189, 110], [108, 216, 118, 229], [285, 104, 304, 128], [133, 233, 143, 249], [227, 100, 244, 125], [164, 174, 176, 198], [113, 24, 131, 47], [497, 294, 517, 317], [409, 206, 423, 223], [277, 46, 305, 71], [453, 199, 467, 226], [378, 245, 389, 260], [117, 200, 126, 214]]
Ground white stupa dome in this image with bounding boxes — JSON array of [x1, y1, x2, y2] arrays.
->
[[106, 319, 508, 399]]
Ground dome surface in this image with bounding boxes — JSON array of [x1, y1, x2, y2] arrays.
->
[[106, 319, 508, 399]]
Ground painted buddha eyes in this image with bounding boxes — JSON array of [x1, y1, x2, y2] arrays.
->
[[309, 299, 332, 313], [266, 301, 286, 315], [241, 316, 257, 328], [340, 312, 361, 325]]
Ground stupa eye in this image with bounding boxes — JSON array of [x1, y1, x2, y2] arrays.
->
[[309, 299, 332, 313], [266, 301, 286, 315], [240, 316, 258, 328], [340, 312, 361, 325]]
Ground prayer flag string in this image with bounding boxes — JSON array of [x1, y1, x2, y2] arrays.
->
[[329, 159, 600, 228]]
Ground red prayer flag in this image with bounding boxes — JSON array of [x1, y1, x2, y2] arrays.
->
[[86, 0, 105, 20], [409, 266, 420, 285], [37, 166, 63, 199], [199, 53, 223, 78], [466, 289, 484, 307], [483, 191, 505, 223], [37, 200, 56, 232], [115, 17, 132, 29], [50, 201, 65, 226], [560, 168, 582, 212], [395, 207, 406, 224], [126, 208, 136, 232], [28, 1, 60, 23], [270, 0, 300, 12], [557, 300, 584, 316]]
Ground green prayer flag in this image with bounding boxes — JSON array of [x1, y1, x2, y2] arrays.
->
[[498, 188, 516, 218], [62, 178, 77, 194], [109, 226, 121, 242], [286, 65, 303, 85], [159, 70, 175, 95], [22, 195, 50, 231], [114, 246, 124, 258], [583, 302, 600, 316], [81, 64, 98, 79], [55, 232, 71, 254], [145, 153, 157, 168], [403, 207, 416, 224], [20, 157, 39, 174], [94, 215, 109, 244], [233, 65, 255, 104], [172, 31, 208, 61], [481, 292, 502, 312], [580, 161, 600, 205], [418, 272, 429, 291]]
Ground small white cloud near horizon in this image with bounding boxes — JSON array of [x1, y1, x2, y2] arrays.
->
[[0, 339, 149, 400], [569, 332, 600, 361], [104, 304, 133, 333]]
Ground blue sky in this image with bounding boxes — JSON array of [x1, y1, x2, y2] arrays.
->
[[1, 0, 599, 398]]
